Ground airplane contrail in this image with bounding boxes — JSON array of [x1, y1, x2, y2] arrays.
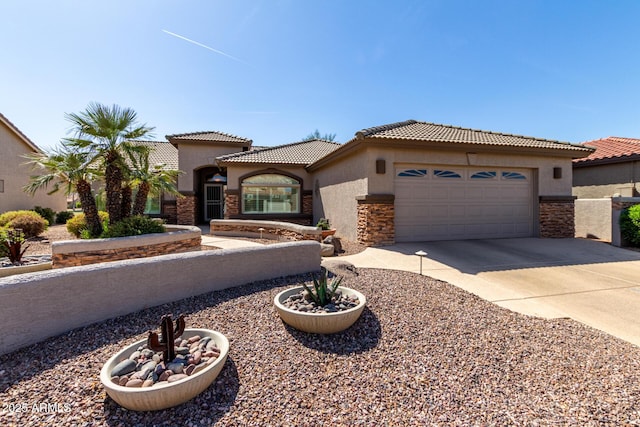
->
[[162, 29, 249, 65]]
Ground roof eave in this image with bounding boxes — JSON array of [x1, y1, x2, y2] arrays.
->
[[0, 113, 43, 153], [573, 153, 640, 168]]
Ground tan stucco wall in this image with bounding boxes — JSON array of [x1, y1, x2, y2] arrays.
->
[[0, 121, 67, 214], [573, 162, 640, 198], [574, 198, 612, 241], [225, 165, 313, 190], [177, 143, 246, 192], [366, 146, 574, 196], [313, 144, 576, 241], [311, 152, 368, 241]]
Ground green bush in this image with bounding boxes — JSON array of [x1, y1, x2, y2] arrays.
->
[[0, 210, 48, 238], [55, 211, 75, 224], [101, 216, 165, 238], [66, 211, 109, 238], [620, 204, 640, 246], [33, 206, 56, 225]]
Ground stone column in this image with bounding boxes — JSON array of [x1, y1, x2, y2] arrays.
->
[[356, 194, 395, 246], [177, 192, 197, 225], [538, 196, 575, 238], [224, 190, 239, 218], [302, 190, 313, 216]]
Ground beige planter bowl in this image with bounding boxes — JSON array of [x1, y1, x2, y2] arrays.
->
[[100, 329, 229, 411], [274, 286, 366, 334]]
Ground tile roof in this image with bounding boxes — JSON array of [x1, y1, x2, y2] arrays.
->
[[573, 137, 640, 164], [217, 139, 341, 165], [128, 140, 179, 170], [355, 119, 592, 153], [166, 130, 252, 144], [0, 112, 42, 152]]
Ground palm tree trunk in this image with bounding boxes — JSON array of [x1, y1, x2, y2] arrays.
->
[[132, 182, 150, 216], [121, 184, 133, 219], [105, 154, 123, 224], [76, 180, 102, 237]]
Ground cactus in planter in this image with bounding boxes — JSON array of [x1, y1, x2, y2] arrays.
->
[[302, 268, 343, 307], [147, 314, 185, 362]]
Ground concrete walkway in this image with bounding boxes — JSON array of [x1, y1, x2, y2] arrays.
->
[[201, 234, 264, 249], [341, 238, 640, 347]]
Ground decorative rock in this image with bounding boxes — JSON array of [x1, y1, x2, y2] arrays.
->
[[129, 350, 141, 361], [167, 374, 188, 383], [321, 259, 359, 278], [110, 376, 120, 385], [188, 335, 201, 344], [142, 379, 154, 387], [166, 362, 184, 374], [118, 376, 129, 386], [175, 346, 190, 355], [192, 350, 202, 365], [125, 379, 143, 388], [320, 243, 335, 257], [192, 363, 209, 376], [141, 349, 154, 359], [158, 370, 172, 382], [185, 364, 196, 376], [323, 235, 342, 254], [111, 359, 137, 377]]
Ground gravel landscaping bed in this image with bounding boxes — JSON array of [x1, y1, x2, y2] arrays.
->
[[1, 269, 640, 426]]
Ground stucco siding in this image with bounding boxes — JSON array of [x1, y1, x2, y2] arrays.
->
[[365, 146, 573, 196], [312, 153, 368, 241], [0, 121, 67, 214], [177, 143, 242, 192], [573, 162, 640, 198]]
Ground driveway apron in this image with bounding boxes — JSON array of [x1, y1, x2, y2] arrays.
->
[[341, 238, 640, 347]]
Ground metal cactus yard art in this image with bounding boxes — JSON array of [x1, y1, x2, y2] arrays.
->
[[147, 314, 185, 362]]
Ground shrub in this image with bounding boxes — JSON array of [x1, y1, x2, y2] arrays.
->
[[0, 210, 48, 238], [101, 216, 165, 238], [66, 211, 109, 238], [33, 206, 56, 225], [55, 211, 75, 224], [620, 204, 640, 246], [0, 228, 29, 265]]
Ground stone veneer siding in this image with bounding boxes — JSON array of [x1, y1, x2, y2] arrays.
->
[[356, 194, 395, 246], [52, 237, 201, 268], [539, 196, 576, 238], [302, 191, 313, 216], [211, 222, 321, 242], [225, 190, 239, 218], [177, 193, 197, 225]]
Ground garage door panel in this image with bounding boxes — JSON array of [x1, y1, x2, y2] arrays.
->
[[395, 166, 533, 241]]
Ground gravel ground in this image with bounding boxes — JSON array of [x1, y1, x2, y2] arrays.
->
[[1, 269, 640, 426]]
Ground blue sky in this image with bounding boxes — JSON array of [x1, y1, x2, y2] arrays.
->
[[2, 0, 640, 151]]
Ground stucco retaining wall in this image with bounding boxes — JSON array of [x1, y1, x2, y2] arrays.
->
[[51, 225, 201, 268], [0, 240, 321, 355], [575, 199, 613, 241], [210, 219, 322, 241]]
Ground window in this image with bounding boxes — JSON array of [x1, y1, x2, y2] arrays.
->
[[241, 173, 300, 214], [0, 179, 4, 193], [144, 195, 161, 215]]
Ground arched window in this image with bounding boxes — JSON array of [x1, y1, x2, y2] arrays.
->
[[241, 173, 301, 214]]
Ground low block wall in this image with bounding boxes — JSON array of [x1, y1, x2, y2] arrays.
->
[[51, 225, 201, 268], [575, 199, 612, 241], [210, 219, 322, 241], [0, 241, 321, 356]]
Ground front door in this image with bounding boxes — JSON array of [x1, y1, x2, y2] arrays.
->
[[204, 184, 224, 221]]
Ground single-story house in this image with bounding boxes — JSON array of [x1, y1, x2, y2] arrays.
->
[[573, 136, 640, 198], [163, 119, 592, 245], [0, 112, 67, 214]]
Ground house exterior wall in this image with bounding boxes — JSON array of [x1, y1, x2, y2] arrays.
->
[[176, 143, 243, 192], [313, 144, 576, 244], [311, 152, 368, 241], [0, 121, 67, 214], [573, 162, 640, 198]]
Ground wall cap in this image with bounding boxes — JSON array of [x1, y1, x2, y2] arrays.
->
[[356, 194, 395, 204]]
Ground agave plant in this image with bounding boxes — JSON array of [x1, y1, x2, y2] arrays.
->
[[0, 228, 30, 265], [302, 268, 343, 307]]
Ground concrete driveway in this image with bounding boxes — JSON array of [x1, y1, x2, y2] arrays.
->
[[340, 238, 640, 347]]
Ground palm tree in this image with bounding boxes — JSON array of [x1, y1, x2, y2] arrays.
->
[[64, 103, 154, 224], [127, 146, 182, 216], [23, 146, 103, 237]]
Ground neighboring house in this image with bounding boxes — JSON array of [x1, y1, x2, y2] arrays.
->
[[573, 137, 640, 198], [158, 119, 592, 245], [0, 113, 67, 214]]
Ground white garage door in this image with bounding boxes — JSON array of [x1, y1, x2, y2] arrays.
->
[[395, 166, 534, 242]]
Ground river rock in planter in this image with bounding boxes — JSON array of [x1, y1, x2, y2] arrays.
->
[[111, 359, 137, 377]]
